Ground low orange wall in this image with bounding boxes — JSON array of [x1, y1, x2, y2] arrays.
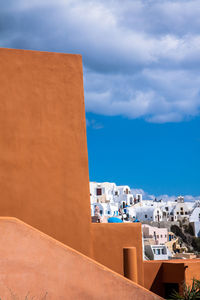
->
[[183, 259, 200, 285], [0, 218, 163, 300], [91, 223, 144, 286], [144, 259, 200, 296]]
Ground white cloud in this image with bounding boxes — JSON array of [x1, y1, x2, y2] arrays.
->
[[1, 0, 200, 122], [131, 188, 200, 202]]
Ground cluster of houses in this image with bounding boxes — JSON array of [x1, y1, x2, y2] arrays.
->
[[90, 182, 200, 260]]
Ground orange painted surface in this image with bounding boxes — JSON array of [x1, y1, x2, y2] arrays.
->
[[144, 259, 200, 297], [91, 223, 144, 286], [143, 261, 163, 291], [0, 48, 91, 256], [183, 259, 200, 285], [0, 218, 163, 300]]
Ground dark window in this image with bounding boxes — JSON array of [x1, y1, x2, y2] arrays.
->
[[145, 214, 147, 218], [177, 212, 179, 215], [180, 207, 183, 210], [107, 211, 110, 215], [185, 212, 188, 215], [165, 207, 168, 211], [100, 210, 103, 215], [161, 235, 163, 238], [96, 188, 102, 196], [161, 249, 165, 254], [180, 212, 184, 215]]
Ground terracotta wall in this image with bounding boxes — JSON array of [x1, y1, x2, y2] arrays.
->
[[183, 259, 200, 285], [0, 48, 91, 256], [0, 218, 163, 300], [91, 223, 144, 286], [144, 259, 200, 297]]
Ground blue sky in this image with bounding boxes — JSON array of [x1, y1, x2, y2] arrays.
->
[[0, 0, 200, 199]]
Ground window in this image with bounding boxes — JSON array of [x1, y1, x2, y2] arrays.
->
[[107, 211, 110, 215], [165, 234, 167, 238], [115, 191, 118, 196], [156, 249, 160, 255], [96, 188, 102, 196], [161, 249, 165, 255], [157, 235, 159, 238], [180, 207, 183, 210], [145, 214, 147, 218], [185, 212, 187, 215], [180, 212, 184, 215], [153, 249, 156, 254], [130, 198, 133, 205], [165, 207, 169, 211], [100, 210, 103, 215], [177, 212, 179, 215], [161, 235, 163, 238]]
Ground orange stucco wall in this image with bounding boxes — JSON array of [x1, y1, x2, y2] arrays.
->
[[182, 259, 200, 285], [144, 259, 200, 297], [0, 48, 91, 256], [91, 223, 144, 286], [0, 218, 163, 300]]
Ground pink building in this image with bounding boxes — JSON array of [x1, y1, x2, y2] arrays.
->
[[142, 224, 168, 245]]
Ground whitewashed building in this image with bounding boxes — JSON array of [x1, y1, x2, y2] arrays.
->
[[135, 207, 162, 222]]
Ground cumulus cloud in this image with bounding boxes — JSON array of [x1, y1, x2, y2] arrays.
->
[[131, 188, 200, 202], [1, 0, 200, 122]]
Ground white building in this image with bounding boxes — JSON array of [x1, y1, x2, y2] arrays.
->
[[144, 245, 169, 260], [189, 206, 200, 237], [91, 202, 119, 218], [90, 182, 117, 204], [172, 196, 191, 221], [135, 207, 162, 222]]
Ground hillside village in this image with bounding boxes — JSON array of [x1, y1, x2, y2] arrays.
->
[[90, 182, 200, 261]]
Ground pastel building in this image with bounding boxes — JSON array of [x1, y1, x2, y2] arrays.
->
[[142, 225, 168, 245]]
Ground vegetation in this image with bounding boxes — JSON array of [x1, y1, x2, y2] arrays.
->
[[170, 224, 200, 253], [192, 238, 200, 253], [168, 279, 200, 300], [171, 225, 187, 243]]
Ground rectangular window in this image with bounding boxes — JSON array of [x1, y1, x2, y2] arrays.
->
[[165, 207, 168, 211], [156, 249, 160, 255], [96, 188, 102, 196]]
